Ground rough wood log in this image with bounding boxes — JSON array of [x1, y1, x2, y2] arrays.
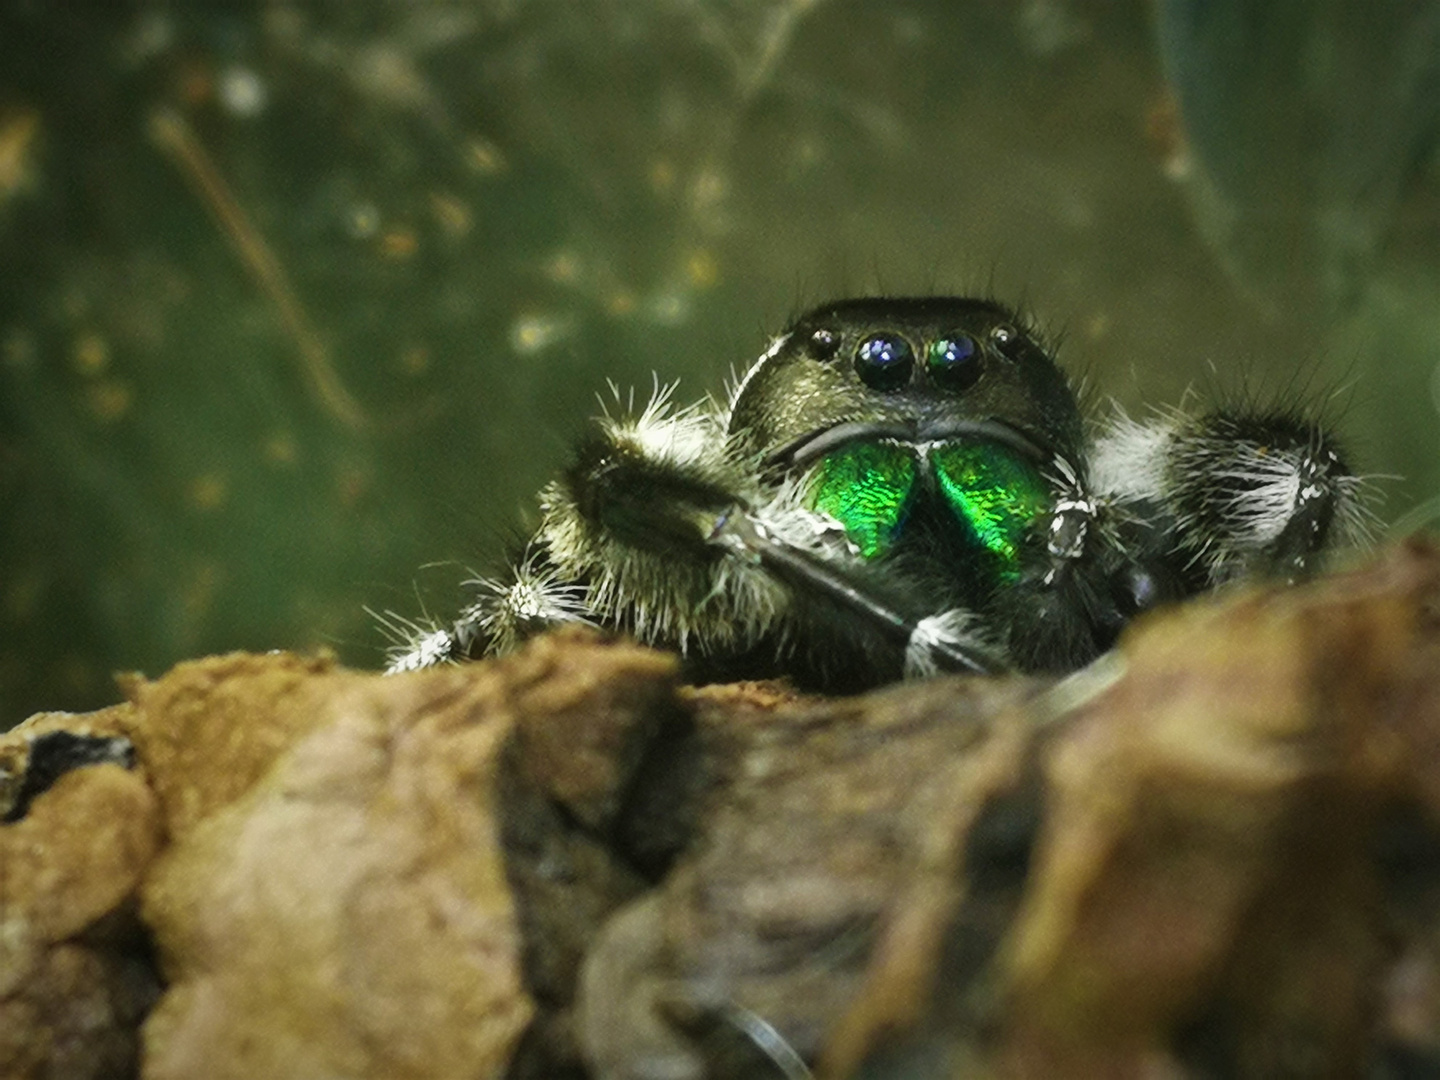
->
[[1, 538, 1438, 1079]]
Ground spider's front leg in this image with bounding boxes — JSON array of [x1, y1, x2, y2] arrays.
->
[[542, 406, 1001, 675], [384, 389, 741, 673], [384, 385, 1001, 677], [706, 504, 1001, 676], [1092, 404, 1374, 589]]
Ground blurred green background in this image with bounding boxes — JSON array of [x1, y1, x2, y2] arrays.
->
[[1, 0, 1437, 728]]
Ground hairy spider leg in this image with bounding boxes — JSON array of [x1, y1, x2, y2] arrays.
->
[[708, 504, 1002, 675], [1091, 405, 1375, 588]]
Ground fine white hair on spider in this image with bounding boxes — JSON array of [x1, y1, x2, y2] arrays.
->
[[381, 295, 1378, 690], [1091, 404, 1380, 586], [599, 376, 722, 471], [725, 331, 792, 415], [462, 548, 594, 657], [905, 609, 996, 679], [371, 607, 458, 673], [1088, 409, 1175, 505]]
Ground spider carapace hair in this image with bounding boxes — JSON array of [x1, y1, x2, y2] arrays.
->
[[382, 296, 1371, 689]]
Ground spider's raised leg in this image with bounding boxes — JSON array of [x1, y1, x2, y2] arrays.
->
[[542, 403, 1002, 676], [708, 505, 1001, 675], [1092, 405, 1374, 589], [385, 386, 738, 673], [385, 380, 1002, 678]]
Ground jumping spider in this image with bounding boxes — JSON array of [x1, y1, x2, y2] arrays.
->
[[382, 296, 1372, 689]]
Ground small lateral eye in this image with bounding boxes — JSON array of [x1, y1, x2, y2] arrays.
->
[[806, 328, 840, 361], [989, 324, 1021, 358], [853, 333, 914, 390], [926, 334, 982, 390]]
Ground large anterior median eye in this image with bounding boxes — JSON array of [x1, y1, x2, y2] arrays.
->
[[853, 333, 914, 390], [926, 334, 982, 391]]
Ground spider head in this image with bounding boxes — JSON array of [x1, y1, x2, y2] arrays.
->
[[727, 297, 1082, 469], [725, 297, 1090, 600]]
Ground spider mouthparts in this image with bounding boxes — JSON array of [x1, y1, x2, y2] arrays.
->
[[769, 418, 1048, 470]]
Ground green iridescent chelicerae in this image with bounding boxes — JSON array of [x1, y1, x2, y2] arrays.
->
[[381, 296, 1373, 689]]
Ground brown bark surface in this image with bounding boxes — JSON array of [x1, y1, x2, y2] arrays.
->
[[2, 539, 1439, 1079]]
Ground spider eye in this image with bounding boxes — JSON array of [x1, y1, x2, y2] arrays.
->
[[989, 324, 1022, 359], [806, 328, 840, 361], [926, 334, 982, 391], [853, 333, 914, 390]]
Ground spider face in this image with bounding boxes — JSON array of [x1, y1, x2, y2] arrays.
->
[[729, 298, 1081, 595], [382, 296, 1372, 688], [729, 297, 1080, 466]]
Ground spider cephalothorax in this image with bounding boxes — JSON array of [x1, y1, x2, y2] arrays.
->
[[382, 296, 1372, 689]]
